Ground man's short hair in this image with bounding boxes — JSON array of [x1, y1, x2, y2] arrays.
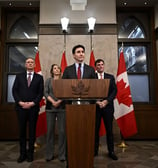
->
[[25, 57, 34, 61], [95, 59, 104, 66], [72, 44, 85, 54]]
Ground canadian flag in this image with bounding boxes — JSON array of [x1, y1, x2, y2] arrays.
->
[[89, 50, 95, 69], [34, 51, 47, 137], [114, 48, 138, 138], [61, 50, 67, 73], [89, 50, 106, 136]]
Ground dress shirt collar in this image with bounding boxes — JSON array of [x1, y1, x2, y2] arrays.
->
[[75, 62, 84, 68], [27, 71, 34, 80], [27, 71, 34, 75], [97, 72, 104, 79]]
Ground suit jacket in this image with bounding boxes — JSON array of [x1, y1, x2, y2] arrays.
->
[[62, 63, 96, 79], [12, 71, 44, 112], [96, 72, 117, 112]]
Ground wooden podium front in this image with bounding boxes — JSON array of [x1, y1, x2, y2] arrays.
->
[[53, 79, 109, 168], [66, 104, 95, 168]]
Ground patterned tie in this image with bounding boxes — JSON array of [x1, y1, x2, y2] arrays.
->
[[100, 73, 103, 79], [27, 72, 32, 87], [77, 63, 81, 79]]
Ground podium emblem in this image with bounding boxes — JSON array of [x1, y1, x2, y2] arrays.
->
[[71, 80, 90, 96]]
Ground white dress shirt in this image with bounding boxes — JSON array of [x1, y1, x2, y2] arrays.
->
[[97, 72, 104, 79], [27, 71, 34, 81]]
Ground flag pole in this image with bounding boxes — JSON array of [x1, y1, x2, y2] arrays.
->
[[34, 142, 41, 152], [34, 50, 41, 151], [64, 33, 66, 51], [60, 31, 67, 74], [90, 32, 93, 51], [117, 43, 128, 148], [34, 51, 47, 151], [117, 132, 128, 148]]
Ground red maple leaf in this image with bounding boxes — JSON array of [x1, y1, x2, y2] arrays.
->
[[116, 79, 132, 107]]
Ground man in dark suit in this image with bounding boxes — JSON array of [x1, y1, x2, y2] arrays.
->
[[62, 44, 95, 79], [94, 58, 118, 160], [12, 57, 44, 163], [62, 44, 95, 168]]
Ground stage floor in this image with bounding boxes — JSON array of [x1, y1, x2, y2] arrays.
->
[[0, 136, 158, 168]]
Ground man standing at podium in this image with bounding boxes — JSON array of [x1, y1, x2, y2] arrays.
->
[[94, 58, 118, 160], [62, 44, 96, 168], [62, 44, 95, 79]]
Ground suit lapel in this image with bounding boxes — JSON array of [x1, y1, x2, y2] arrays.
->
[[83, 64, 88, 78], [103, 72, 105, 79], [24, 72, 29, 87], [30, 73, 37, 87], [95, 72, 105, 79], [95, 73, 98, 79], [73, 64, 78, 79]]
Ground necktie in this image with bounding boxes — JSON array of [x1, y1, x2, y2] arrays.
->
[[77, 63, 81, 79], [100, 73, 103, 79], [27, 72, 32, 87]]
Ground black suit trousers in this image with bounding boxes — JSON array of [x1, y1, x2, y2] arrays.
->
[[95, 105, 114, 154], [17, 108, 39, 156]]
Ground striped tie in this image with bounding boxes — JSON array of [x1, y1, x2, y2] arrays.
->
[[27, 73, 32, 87], [100, 73, 103, 79]]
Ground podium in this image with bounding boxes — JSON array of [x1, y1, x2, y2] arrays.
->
[[53, 79, 109, 168]]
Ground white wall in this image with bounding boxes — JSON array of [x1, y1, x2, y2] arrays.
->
[[40, 0, 116, 24]]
